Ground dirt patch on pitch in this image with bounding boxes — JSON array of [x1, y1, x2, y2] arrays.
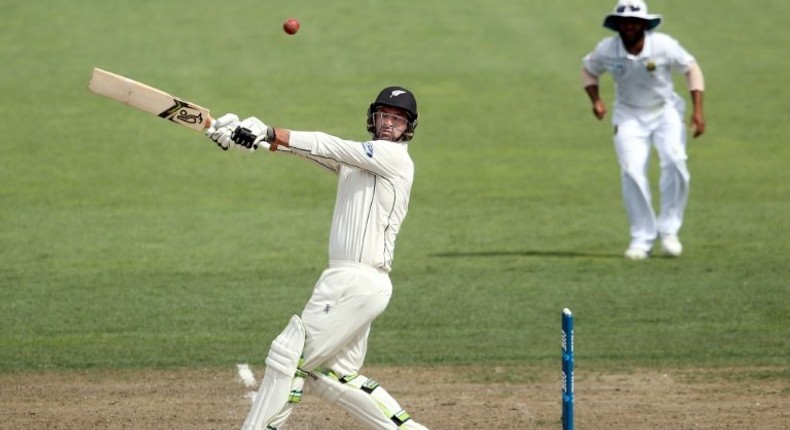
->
[[1, 366, 787, 429]]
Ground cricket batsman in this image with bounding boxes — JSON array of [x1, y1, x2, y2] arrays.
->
[[205, 87, 429, 429]]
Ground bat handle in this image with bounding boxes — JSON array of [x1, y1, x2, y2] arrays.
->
[[203, 115, 215, 130]]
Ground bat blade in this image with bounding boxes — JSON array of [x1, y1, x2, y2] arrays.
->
[[88, 68, 212, 132]]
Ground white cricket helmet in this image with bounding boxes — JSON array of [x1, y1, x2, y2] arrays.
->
[[603, 0, 662, 32]]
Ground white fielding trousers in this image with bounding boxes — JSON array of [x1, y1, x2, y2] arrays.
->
[[613, 97, 691, 252]]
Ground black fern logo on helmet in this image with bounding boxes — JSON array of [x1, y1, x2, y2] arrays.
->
[[367, 86, 418, 141]]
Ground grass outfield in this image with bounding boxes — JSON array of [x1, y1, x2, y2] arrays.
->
[[1, 1, 788, 373]]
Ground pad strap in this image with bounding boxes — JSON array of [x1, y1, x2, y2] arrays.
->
[[314, 370, 418, 428]]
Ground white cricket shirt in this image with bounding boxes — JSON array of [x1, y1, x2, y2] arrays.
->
[[583, 32, 696, 110], [287, 131, 414, 273]]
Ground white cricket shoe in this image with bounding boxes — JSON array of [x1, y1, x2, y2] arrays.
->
[[624, 247, 649, 260], [661, 235, 683, 257]]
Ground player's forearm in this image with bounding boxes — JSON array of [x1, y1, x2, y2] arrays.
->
[[689, 89, 706, 137], [581, 68, 601, 103], [267, 128, 291, 152], [690, 90, 704, 115], [686, 62, 705, 118], [584, 85, 601, 103], [583, 68, 607, 120]]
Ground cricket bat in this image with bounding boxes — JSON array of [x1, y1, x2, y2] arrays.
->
[[87, 68, 213, 132]]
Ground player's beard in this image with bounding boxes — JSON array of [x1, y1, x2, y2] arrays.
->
[[618, 19, 647, 51], [376, 125, 404, 142], [619, 29, 645, 51]]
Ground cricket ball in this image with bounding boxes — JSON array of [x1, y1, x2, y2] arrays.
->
[[283, 18, 300, 35]]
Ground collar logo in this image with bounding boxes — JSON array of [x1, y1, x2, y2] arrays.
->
[[646, 60, 656, 71]]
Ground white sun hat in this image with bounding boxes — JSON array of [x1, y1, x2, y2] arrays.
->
[[603, 0, 662, 31]]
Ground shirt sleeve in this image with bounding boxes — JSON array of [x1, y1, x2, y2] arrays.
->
[[288, 131, 412, 181], [665, 35, 696, 73], [582, 39, 610, 76], [268, 143, 341, 174]]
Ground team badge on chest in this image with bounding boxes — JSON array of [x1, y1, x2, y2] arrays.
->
[[612, 61, 627, 77]]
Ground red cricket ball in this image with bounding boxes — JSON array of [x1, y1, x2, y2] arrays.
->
[[283, 18, 300, 35]]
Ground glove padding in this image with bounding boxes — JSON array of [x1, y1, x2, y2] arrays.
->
[[231, 117, 270, 150], [205, 113, 240, 151]]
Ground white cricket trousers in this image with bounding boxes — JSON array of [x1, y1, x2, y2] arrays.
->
[[613, 98, 690, 252], [265, 261, 396, 430], [300, 260, 392, 375]]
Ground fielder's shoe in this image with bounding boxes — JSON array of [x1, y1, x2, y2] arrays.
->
[[624, 247, 649, 261], [660, 235, 683, 257]]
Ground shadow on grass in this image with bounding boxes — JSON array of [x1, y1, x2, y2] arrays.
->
[[430, 250, 622, 259]]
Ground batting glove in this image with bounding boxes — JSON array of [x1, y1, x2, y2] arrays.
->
[[231, 117, 273, 150], [205, 113, 240, 151]]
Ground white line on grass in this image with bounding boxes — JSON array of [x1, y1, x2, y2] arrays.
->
[[237, 363, 257, 387], [236, 363, 259, 403]]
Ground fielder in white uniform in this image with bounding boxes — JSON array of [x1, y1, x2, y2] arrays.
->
[[205, 87, 429, 429], [581, 0, 706, 260]]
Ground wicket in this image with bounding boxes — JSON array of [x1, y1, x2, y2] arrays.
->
[[562, 308, 574, 430]]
